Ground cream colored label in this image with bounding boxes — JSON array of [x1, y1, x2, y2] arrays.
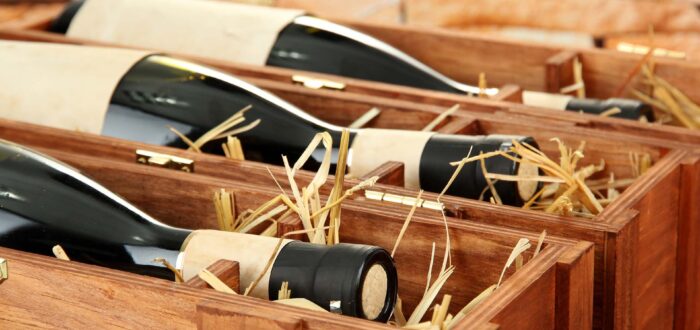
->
[[522, 91, 573, 110], [349, 128, 435, 189], [67, 0, 304, 66], [180, 230, 292, 299], [0, 41, 150, 134]]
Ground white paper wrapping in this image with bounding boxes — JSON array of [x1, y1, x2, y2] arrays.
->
[[67, 0, 304, 65], [350, 128, 435, 189], [522, 91, 572, 110], [180, 230, 293, 298], [0, 41, 150, 134]]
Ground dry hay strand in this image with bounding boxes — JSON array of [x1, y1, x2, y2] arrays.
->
[[443, 234, 540, 329], [170, 105, 260, 157], [277, 281, 291, 300], [422, 104, 460, 132], [222, 136, 245, 160], [213, 189, 286, 236], [478, 72, 489, 98], [349, 107, 382, 129], [448, 138, 618, 216], [244, 226, 331, 296], [198, 268, 238, 294], [559, 57, 586, 97], [153, 257, 184, 283], [52, 244, 70, 261], [619, 35, 700, 129], [215, 129, 377, 246]]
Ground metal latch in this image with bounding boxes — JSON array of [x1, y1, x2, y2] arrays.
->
[[0, 258, 7, 282], [292, 75, 346, 91], [136, 150, 194, 173], [364, 190, 444, 211]]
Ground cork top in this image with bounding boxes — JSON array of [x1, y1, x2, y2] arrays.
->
[[516, 161, 540, 202], [361, 264, 388, 320]]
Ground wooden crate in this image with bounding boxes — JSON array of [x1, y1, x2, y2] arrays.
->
[[0, 139, 594, 329], [7, 2, 700, 139], [0, 109, 685, 330], [1, 4, 699, 328]]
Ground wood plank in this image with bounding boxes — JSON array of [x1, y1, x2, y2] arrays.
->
[[545, 50, 578, 94], [184, 259, 240, 293], [675, 155, 700, 330]]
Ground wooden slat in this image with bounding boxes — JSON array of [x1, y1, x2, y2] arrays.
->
[[0, 96, 683, 329], [545, 50, 578, 94], [185, 259, 240, 293]]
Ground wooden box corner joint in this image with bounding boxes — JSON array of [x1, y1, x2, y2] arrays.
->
[[185, 259, 240, 293]]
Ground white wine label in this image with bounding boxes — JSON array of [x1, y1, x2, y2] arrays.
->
[[349, 128, 435, 189], [522, 91, 573, 110], [180, 230, 292, 298], [68, 0, 305, 66], [0, 41, 150, 134]]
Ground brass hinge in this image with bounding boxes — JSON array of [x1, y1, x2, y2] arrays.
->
[[364, 190, 444, 211], [136, 150, 194, 173], [292, 75, 346, 91], [0, 258, 7, 283]]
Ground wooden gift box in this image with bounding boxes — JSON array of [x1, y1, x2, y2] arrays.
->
[[244, 82, 699, 330], [9, 1, 700, 134], [4, 3, 700, 147], [1, 4, 699, 328], [0, 129, 594, 329], [0, 26, 697, 327], [0, 105, 685, 330]]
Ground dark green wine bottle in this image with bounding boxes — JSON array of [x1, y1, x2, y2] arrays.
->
[[50, 0, 653, 120], [0, 139, 398, 321]]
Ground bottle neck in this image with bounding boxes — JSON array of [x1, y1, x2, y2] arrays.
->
[[179, 230, 397, 321], [105, 55, 358, 168], [0, 138, 192, 280]]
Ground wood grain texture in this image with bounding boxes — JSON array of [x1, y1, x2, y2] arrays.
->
[[555, 241, 595, 330], [358, 160, 404, 186], [3, 26, 700, 150], [491, 84, 523, 103], [184, 259, 240, 293], [0, 247, 390, 330], [0, 94, 686, 329], [1, 9, 699, 327], [0, 157, 594, 329], [675, 155, 700, 330], [545, 50, 578, 94]]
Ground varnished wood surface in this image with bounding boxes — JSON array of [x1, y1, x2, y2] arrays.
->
[[2, 27, 700, 152], [0, 247, 390, 330], [0, 151, 595, 329], [0, 78, 677, 328], [0, 4, 697, 327], [184, 259, 240, 293], [0, 98, 686, 328], [675, 156, 700, 330]]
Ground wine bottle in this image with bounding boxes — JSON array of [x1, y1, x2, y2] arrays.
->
[[0, 138, 397, 321], [0, 40, 539, 206], [50, 0, 653, 121]]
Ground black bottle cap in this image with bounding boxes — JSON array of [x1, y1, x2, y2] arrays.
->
[[419, 134, 541, 206], [49, 0, 85, 34], [268, 242, 398, 322], [565, 97, 655, 121]]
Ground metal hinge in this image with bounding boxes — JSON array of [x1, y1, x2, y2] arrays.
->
[[292, 75, 346, 91], [0, 258, 7, 283], [364, 190, 444, 211], [136, 150, 194, 173]]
